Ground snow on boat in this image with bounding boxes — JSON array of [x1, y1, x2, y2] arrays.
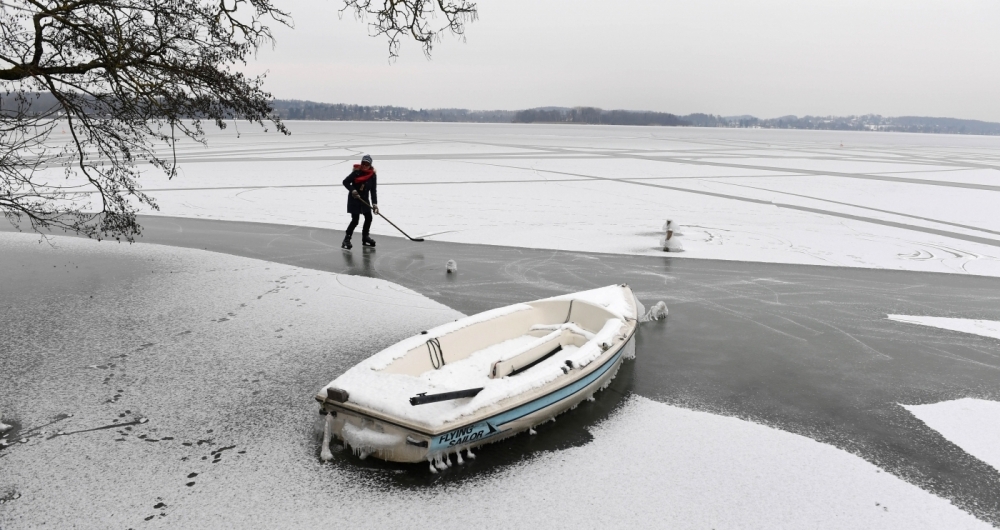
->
[[315, 284, 643, 471]]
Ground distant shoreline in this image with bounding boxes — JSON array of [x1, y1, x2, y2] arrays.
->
[[271, 99, 1000, 136]]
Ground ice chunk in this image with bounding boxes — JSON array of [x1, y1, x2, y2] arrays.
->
[[341, 422, 402, 458], [320, 415, 335, 462], [641, 301, 668, 322]]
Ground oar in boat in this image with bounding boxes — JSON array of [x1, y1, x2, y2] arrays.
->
[[410, 387, 484, 406]]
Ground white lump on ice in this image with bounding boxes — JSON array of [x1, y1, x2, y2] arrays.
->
[[446, 259, 458, 273], [640, 301, 669, 322], [661, 238, 684, 252], [0, 421, 11, 433], [660, 219, 684, 252]]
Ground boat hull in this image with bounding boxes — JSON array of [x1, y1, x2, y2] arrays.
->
[[317, 332, 635, 464]]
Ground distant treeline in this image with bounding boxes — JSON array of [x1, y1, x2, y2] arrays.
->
[[7, 94, 1000, 136], [274, 100, 1000, 136], [270, 100, 515, 123], [681, 113, 1000, 135], [511, 107, 689, 126]]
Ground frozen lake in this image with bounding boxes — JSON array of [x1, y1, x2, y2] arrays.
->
[[115, 121, 1000, 276], [4, 123, 1000, 527]]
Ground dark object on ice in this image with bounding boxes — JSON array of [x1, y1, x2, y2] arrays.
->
[[341, 237, 352, 250], [343, 160, 378, 216], [343, 158, 378, 241], [326, 388, 349, 403], [362, 236, 376, 247], [409, 387, 484, 406]]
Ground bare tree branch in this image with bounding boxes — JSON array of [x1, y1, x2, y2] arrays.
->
[[341, 0, 477, 60], [1, 0, 476, 241]]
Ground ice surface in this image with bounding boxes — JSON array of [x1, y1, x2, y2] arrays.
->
[[903, 399, 1000, 472], [106, 122, 1000, 277], [887, 315, 1000, 341]]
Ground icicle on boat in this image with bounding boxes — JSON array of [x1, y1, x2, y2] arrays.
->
[[315, 284, 643, 469]]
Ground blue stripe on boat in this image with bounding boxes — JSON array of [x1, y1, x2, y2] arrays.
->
[[430, 336, 630, 453]]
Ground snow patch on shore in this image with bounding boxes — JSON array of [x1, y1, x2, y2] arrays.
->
[[903, 398, 1000, 472], [887, 315, 1000, 341], [388, 396, 990, 529]]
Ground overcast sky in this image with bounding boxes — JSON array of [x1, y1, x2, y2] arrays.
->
[[247, 0, 1000, 121]]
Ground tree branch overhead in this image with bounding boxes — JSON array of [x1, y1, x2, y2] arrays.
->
[[1, 0, 476, 240]]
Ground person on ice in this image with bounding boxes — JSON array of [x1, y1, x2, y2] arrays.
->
[[341, 154, 379, 250]]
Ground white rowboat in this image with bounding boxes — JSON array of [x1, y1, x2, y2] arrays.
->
[[315, 284, 642, 469]]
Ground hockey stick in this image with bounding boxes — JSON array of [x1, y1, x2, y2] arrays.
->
[[358, 197, 424, 242]]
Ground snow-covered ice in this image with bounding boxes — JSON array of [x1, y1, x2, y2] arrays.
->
[[887, 315, 1000, 341], [903, 399, 1000, 472], [48, 121, 999, 276]]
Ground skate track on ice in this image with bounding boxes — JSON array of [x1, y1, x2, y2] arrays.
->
[[10, 215, 995, 523]]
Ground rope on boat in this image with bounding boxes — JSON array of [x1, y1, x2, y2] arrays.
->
[[563, 300, 574, 324], [427, 337, 445, 369]]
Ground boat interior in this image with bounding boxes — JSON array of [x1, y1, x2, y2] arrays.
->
[[380, 299, 622, 379]]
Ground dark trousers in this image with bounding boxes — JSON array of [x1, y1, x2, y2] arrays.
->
[[346, 211, 372, 238]]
